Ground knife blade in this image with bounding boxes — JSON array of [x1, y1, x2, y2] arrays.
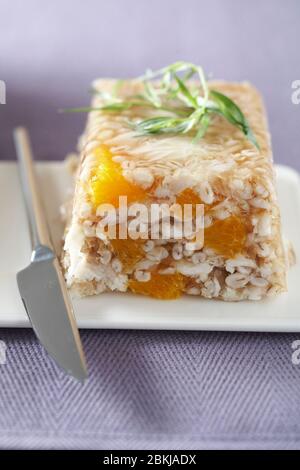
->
[[14, 127, 87, 381]]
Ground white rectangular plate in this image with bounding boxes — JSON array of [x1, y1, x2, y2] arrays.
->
[[1, 161, 300, 332]]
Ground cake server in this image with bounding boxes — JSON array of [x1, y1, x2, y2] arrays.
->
[[14, 127, 87, 382]]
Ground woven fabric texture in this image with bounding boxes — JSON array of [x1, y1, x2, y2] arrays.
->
[[0, 329, 299, 449], [1, 0, 300, 450]]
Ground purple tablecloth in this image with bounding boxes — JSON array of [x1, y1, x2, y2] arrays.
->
[[1, 329, 300, 450], [1, 0, 300, 450]]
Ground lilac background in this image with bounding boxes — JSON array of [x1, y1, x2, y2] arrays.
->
[[0, 0, 300, 450], [1, 0, 300, 169]]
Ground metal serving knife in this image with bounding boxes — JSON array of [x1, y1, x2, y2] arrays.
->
[[14, 127, 87, 381]]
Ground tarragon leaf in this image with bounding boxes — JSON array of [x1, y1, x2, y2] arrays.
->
[[193, 114, 211, 143], [64, 61, 259, 150], [174, 74, 198, 108], [135, 116, 195, 135], [61, 101, 151, 113], [209, 90, 259, 148]]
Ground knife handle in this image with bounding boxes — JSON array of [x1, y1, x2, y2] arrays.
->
[[14, 127, 52, 253]]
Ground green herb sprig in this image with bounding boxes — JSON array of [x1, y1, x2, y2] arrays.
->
[[63, 61, 259, 148]]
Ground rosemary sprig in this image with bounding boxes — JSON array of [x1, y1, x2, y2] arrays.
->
[[64, 61, 259, 149]]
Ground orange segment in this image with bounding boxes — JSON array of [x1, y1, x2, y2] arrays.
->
[[88, 145, 147, 207], [176, 188, 223, 210], [129, 272, 186, 300], [111, 237, 145, 272], [176, 188, 203, 218], [176, 188, 202, 206], [204, 215, 247, 258]]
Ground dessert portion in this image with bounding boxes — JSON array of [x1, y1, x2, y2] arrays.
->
[[62, 64, 287, 300]]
